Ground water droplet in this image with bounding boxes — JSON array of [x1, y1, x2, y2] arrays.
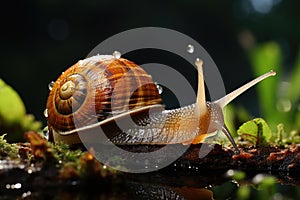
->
[[48, 81, 55, 90], [186, 44, 194, 54], [273, 193, 284, 200], [22, 191, 31, 198], [43, 126, 49, 140], [14, 183, 22, 189], [155, 82, 163, 94], [226, 169, 235, 177], [252, 174, 266, 184], [43, 109, 48, 118], [71, 181, 77, 185], [6, 183, 22, 190], [278, 81, 290, 96], [112, 51, 121, 59], [276, 99, 291, 112]]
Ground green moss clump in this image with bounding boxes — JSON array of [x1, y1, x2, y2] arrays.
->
[[0, 134, 19, 159]]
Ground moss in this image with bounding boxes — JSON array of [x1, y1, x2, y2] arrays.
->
[[0, 134, 19, 159], [24, 131, 119, 180]]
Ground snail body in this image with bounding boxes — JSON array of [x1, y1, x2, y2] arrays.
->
[[46, 55, 275, 153]]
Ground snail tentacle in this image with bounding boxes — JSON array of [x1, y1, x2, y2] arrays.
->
[[194, 58, 207, 117], [222, 125, 240, 154], [215, 70, 276, 108]]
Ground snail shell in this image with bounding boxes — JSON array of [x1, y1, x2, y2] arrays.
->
[[46, 55, 171, 143]]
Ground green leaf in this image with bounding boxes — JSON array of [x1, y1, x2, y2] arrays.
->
[[0, 79, 26, 126], [237, 118, 272, 146], [0, 78, 42, 142]]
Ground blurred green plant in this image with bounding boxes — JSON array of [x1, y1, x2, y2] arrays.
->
[[249, 42, 282, 131], [252, 42, 300, 133], [0, 78, 42, 142], [214, 170, 300, 200], [225, 41, 300, 142]]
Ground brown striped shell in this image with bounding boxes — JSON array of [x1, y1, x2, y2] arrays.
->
[[46, 55, 162, 136]]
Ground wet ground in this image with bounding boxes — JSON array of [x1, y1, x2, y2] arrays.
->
[[2, 134, 300, 199]]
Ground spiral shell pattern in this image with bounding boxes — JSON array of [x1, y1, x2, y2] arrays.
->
[[46, 55, 162, 133]]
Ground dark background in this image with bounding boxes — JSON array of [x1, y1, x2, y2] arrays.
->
[[1, 0, 300, 125]]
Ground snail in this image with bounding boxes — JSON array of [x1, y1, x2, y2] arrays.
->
[[45, 54, 275, 153]]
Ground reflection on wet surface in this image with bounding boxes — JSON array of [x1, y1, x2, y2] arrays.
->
[[1, 159, 300, 200], [0, 165, 220, 200]]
